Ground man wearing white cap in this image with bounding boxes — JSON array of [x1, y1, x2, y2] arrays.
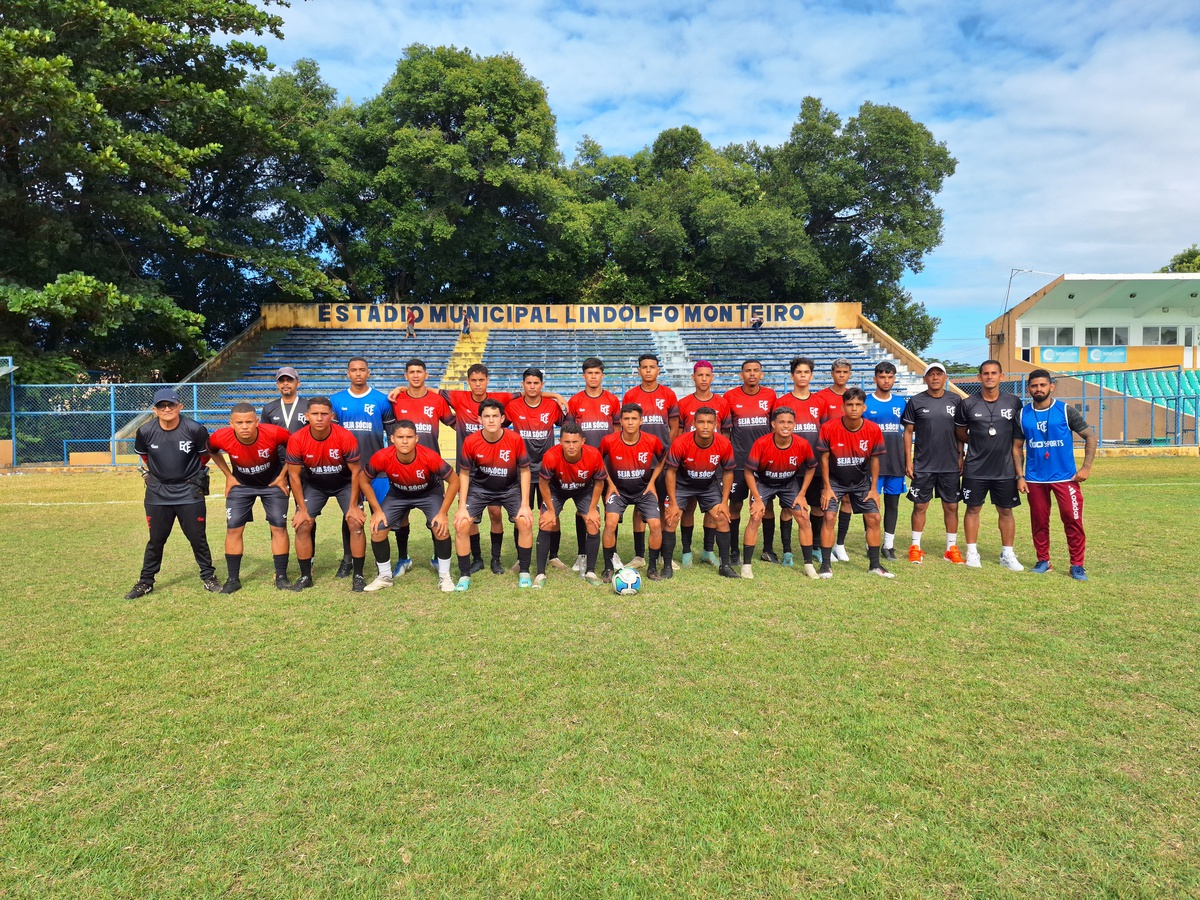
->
[[901, 362, 965, 564]]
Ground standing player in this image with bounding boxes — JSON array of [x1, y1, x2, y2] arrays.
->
[[566, 357, 621, 572], [535, 423, 608, 587], [358, 420, 459, 593], [814, 358, 857, 562], [286, 397, 367, 592], [676, 360, 732, 566], [331, 358, 396, 578], [261, 366, 307, 433], [622, 354, 679, 568], [724, 359, 777, 559], [207, 403, 293, 592], [816, 387, 892, 578], [863, 361, 907, 561], [954, 360, 1026, 571], [505, 368, 567, 569], [902, 362, 964, 564], [125, 388, 219, 598], [663, 407, 737, 579], [454, 399, 535, 590], [742, 406, 818, 579], [600, 404, 667, 582], [775, 356, 828, 565], [1017, 369, 1097, 580]]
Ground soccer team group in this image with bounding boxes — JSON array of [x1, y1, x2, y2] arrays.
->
[[125, 351, 1098, 599]]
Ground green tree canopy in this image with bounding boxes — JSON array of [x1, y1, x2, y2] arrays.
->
[[1159, 244, 1200, 274]]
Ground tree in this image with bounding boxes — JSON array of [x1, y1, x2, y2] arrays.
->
[[1160, 245, 1200, 274]]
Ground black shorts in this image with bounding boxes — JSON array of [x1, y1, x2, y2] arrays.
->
[[300, 483, 354, 519], [960, 477, 1021, 509], [378, 489, 446, 531], [730, 470, 752, 503], [671, 481, 725, 514], [544, 485, 598, 519], [827, 485, 880, 515], [226, 483, 289, 529], [466, 485, 525, 522], [805, 477, 824, 511], [605, 489, 661, 521], [526, 470, 541, 511], [907, 472, 961, 504], [757, 482, 801, 511]]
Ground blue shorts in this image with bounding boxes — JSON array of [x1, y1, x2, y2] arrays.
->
[[876, 475, 906, 496]]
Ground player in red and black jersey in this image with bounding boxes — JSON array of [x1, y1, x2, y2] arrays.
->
[[385, 358, 456, 452], [454, 398, 534, 590], [358, 420, 459, 594], [816, 387, 891, 579], [742, 406, 818, 580], [286, 396, 367, 591], [622, 354, 679, 568], [535, 423, 607, 586], [664, 407, 737, 579], [506, 367, 569, 572], [676, 360, 733, 566], [723, 359, 778, 560], [599, 404, 666, 582], [814, 357, 862, 564], [565, 356, 620, 573], [208, 403, 293, 592], [773, 356, 829, 566]]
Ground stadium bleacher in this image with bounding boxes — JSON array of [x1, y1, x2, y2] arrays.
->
[[1083, 370, 1200, 417]]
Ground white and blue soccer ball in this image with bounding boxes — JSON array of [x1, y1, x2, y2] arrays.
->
[[612, 567, 642, 595]]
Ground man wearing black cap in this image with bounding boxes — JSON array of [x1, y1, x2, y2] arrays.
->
[[125, 389, 219, 598]]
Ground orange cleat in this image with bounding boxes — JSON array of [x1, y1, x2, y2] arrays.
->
[[907, 545, 924, 564], [944, 546, 965, 564]]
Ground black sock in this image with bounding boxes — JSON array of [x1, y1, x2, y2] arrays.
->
[[352, 556, 365, 577], [703, 525, 716, 552], [884, 493, 900, 536], [536, 530, 552, 576], [585, 532, 601, 574], [680, 525, 694, 554], [513, 526, 520, 560], [648, 547, 659, 570], [225, 553, 242, 582], [299, 557, 313, 578], [810, 513, 824, 547], [549, 529, 562, 561], [396, 525, 411, 560], [780, 519, 793, 553], [743, 544, 754, 565], [433, 536, 452, 561], [715, 530, 732, 566], [341, 520, 352, 561], [730, 517, 740, 548], [660, 532, 676, 567], [762, 518, 775, 553], [820, 544, 833, 572], [490, 530, 503, 561], [517, 543, 532, 574], [470, 532, 482, 561], [802, 544, 813, 564], [868, 546, 881, 569], [837, 510, 851, 545], [371, 539, 391, 564], [634, 530, 646, 559], [576, 515, 588, 556], [605, 546, 617, 570], [273, 553, 289, 578], [459, 554, 473, 578]]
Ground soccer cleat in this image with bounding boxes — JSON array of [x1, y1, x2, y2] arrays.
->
[[335, 559, 353, 579], [965, 550, 982, 569], [761, 550, 781, 564], [518, 572, 532, 588], [469, 557, 485, 575], [868, 565, 895, 579], [1032, 560, 1052, 574], [439, 573, 457, 593], [741, 563, 754, 580], [363, 573, 394, 592], [660, 563, 674, 580], [392, 558, 413, 577], [908, 545, 924, 564], [781, 552, 794, 567], [351, 574, 367, 593], [882, 547, 896, 562], [124, 581, 154, 600], [646, 567, 662, 581], [429, 556, 437, 569], [833, 546, 850, 563], [490, 558, 505, 575], [672, 560, 681, 571], [700, 550, 719, 566], [549, 557, 569, 571], [219, 579, 242, 594], [509, 562, 521, 574], [1069, 565, 1088, 581], [627, 556, 646, 570], [811, 548, 823, 565], [803, 563, 819, 579], [532, 573, 547, 588], [202, 576, 222, 593], [681, 551, 693, 567], [1000, 552, 1025, 572], [275, 575, 292, 591], [600, 567, 615, 583], [290, 574, 314, 591], [718, 564, 742, 578], [583, 571, 603, 586], [944, 546, 965, 565], [572, 554, 587, 573], [455, 576, 471, 592], [818, 569, 833, 580]]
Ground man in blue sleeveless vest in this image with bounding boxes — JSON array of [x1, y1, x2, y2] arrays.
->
[[1017, 369, 1097, 581]]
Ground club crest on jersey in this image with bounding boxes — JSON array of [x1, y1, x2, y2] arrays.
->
[[329, 448, 341, 459], [364, 403, 375, 415], [424, 406, 435, 419], [541, 413, 550, 424], [600, 405, 610, 415], [710, 454, 721, 465], [1001, 408, 1013, 419], [859, 439, 870, 452], [499, 449, 512, 461], [893, 407, 902, 416], [656, 399, 665, 410], [416, 469, 426, 480], [179, 440, 193, 452], [258, 448, 271, 459], [759, 400, 768, 411], [946, 405, 955, 414], [638, 452, 649, 463], [1036, 420, 1048, 433], [810, 407, 819, 418]]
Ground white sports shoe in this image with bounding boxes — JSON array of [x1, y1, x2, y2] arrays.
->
[[741, 564, 754, 580], [571, 554, 587, 572], [549, 557, 569, 571], [438, 573, 456, 593], [532, 573, 547, 588], [965, 550, 982, 569], [803, 563, 819, 579], [363, 573, 394, 592], [627, 556, 646, 570], [1000, 552, 1025, 572], [833, 545, 850, 562]]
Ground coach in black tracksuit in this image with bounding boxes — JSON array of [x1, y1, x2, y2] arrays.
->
[[124, 388, 219, 599]]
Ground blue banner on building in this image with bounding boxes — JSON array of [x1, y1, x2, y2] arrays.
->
[[1086, 347, 1127, 363], [1039, 346, 1080, 364]]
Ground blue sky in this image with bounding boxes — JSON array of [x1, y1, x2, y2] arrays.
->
[[261, 0, 1200, 362]]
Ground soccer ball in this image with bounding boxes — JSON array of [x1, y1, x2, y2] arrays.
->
[[612, 567, 642, 595]]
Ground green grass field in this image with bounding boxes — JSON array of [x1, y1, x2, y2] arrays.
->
[[2, 458, 1199, 898]]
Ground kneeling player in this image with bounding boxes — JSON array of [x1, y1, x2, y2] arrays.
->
[[816, 388, 892, 578], [359, 420, 459, 593], [208, 403, 293, 592], [535, 423, 607, 587], [454, 398, 534, 590], [742, 407, 818, 580], [599, 404, 666, 582], [664, 407, 738, 579]]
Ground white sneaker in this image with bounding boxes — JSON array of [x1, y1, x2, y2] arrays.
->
[[363, 573, 394, 592], [571, 554, 587, 572], [671, 560, 680, 571], [741, 564, 754, 580], [818, 570, 833, 579], [582, 571, 602, 585], [627, 556, 646, 570], [803, 563, 819, 579], [1000, 552, 1025, 572], [532, 573, 547, 588], [548, 557, 569, 571], [965, 550, 982, 569], [833, 545, 850, 562], [438, 573, 456, 593]]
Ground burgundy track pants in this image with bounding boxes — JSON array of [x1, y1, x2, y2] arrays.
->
[[1026, 481, 1085, 567]]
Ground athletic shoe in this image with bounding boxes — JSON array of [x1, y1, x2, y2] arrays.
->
[[202, 576, 222, 593], [781, 552, 795, 567], [518, 572, 532, 588], [761, 550, 781, 564], [572, 554, 587, 573], [803, 563, 819, 579], [600, 567, 614, 583], [811, 549, 823, 565], [335, 559, 353, 579], [392, 557, 413, 577], [351, 574, 367, 593], [583, 571, 603, 586], [965, 549, 982, 569], [627, 556, 646, 570], [363, 573, 394, 592], [490, 558, 505, 575], [429, 556, 437, 570], [671, 560, 681, 571], [882, 547, 896, 561], [549, 557, 569, 571], [509, 562, 521, 574], [833, 546, 850, 563], [439, 573, 456, 593], [660, 563, 674, 580], [1032, 560, 1052, 574], [290, 574, 314, 591], [908, 545, 924, 564], [868, 565, 895, 579], [818, 569, 833, 580], [718, 564, 741, 578], [219, 579, 242, 594], [700, 550, 719, 566], [646, 567, 661, 581], [681, 551, 693, 567], [124, 581, 154, 600], [455, 576, 471, 592], [944, 546, 965, 565], [1000, 552, 1025, 572], [275, 575, 292, 591], [532, 574, 547, 588], [469, 557, 485, 575], [741, 564, 754, 580], [1069, 565, 1088, 581]]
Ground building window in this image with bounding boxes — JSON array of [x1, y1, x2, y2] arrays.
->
[[1084, 326, 1128, 346], [1037, 326, 1074, 346], [1142, 326, 1179, 346]]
